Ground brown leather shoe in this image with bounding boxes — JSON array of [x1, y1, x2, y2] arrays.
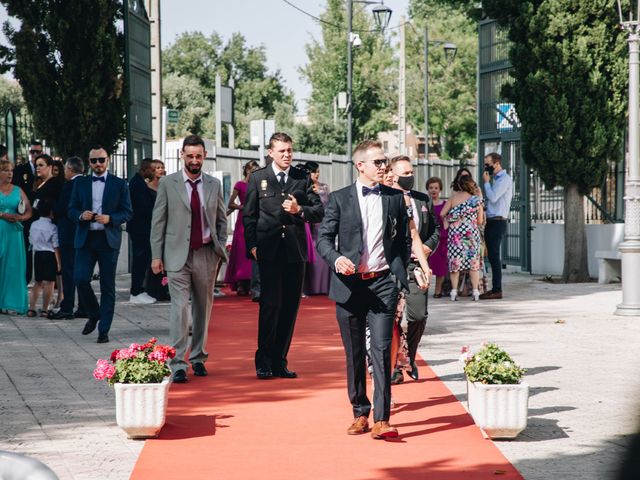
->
[[479, 290, 503, 300], [347, 416, 369, 435], [371, 421, 399, 439]]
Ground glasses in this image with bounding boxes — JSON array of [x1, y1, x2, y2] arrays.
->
[[29, 149, 42, 155], [367, 158, 388, 168], [89, 157, 107, 164]]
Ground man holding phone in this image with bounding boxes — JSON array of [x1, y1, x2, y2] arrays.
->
[[69, 145, 132, 343]]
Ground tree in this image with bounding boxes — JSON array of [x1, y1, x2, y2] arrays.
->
[[163, 73, 212, 138], [480, 0, 627, 281], [162, 32, 295, 148], [0, 76, 25, 115], [300, 0, 396, 152], [407, 0, 477, 158], [0, 0, 127, 157]]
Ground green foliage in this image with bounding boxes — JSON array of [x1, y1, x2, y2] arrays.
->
[[295, 118, 347, 155], [408, 0, 478, 158], [0, 0, 127, 157], [162, 32, 296, 148], [109, 355, 171, 385], [480, 0, 627, 194], [300, 0, 395, 151], [0, 76, 25, 115], [463, 343, 526, 384]]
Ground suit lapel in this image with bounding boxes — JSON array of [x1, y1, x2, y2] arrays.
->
[[267, 167, 283, 193], [348, 184, 363, 235], [172, 173, 191, 210], [381, 191, 389, 236]]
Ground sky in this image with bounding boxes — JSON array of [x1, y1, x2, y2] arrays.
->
[[1, 0, 410, 113]]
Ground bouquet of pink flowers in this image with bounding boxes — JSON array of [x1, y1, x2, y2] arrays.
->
[[93, 338, 176, 385]]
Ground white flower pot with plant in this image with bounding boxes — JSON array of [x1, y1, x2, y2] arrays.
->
[[93, 338, 175, 439], [460, 343, 528, 439]]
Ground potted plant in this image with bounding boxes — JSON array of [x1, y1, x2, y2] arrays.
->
[[460, 342, 528, 439], [93, 338, 175, 439]]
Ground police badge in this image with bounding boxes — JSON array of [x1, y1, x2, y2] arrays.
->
[[260, 179, 267, 191]]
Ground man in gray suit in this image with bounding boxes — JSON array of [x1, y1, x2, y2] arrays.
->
[[150, 135, 227, 383]]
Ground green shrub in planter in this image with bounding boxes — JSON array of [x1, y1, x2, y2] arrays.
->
[[461, 342, 525, 384]]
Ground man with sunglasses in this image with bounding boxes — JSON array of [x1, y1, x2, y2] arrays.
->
[[317, 139, 412, 440], [69, 145, 132, 343], [12, 140, 43, 284]]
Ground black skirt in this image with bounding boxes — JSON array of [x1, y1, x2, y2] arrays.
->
[[34, 250, 56, 282]]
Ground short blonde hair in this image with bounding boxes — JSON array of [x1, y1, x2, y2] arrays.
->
[[0, 159, 13, 171], [353, 139, 383, 164]]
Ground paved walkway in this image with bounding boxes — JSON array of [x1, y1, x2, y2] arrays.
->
[[0, 273, 638, 479]]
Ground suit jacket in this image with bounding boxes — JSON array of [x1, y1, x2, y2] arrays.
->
[[12, 161, 35, 202], [316, 183, 411, 304], [126, 172, 155, 237], [68, 173, 132, 250], [150, 171, 227, 272], [53, 176, 83, 247], [243, 165, 324, 262], [409, 190, 440, 251]]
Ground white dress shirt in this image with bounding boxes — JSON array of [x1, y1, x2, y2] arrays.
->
[[90, 172, 107, 231], [356, 180, 388, 273], [271, 162, 290, 183], [29, 217, 59, 252], [182, 169, 212, 242]]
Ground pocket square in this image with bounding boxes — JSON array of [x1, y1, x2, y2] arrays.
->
[[421, 205, 429, 212]]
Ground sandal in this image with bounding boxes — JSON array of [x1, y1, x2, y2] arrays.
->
[[40, 310, 49, 318], [26, 310, 37, 317], [433, 293, 443, 298]]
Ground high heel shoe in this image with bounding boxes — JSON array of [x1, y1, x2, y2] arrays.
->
[[472, 289, 480, 301], [450, 289, 458, 301]]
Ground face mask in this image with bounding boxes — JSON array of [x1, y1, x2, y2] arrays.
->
[[397, 175, 414, 191], [484, 164, 495, 175]]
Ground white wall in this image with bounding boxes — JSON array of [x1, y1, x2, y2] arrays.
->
[[531, 223, 625, 278]]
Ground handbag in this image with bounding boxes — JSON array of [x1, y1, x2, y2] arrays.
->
[[17, 199, 26, 215]]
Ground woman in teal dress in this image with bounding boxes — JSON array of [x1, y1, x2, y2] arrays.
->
[[0, 159, 33, 314]]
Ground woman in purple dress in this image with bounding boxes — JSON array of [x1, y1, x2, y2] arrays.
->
[[302, 161, 330, 295], [426, 177, 448, 297], [224, 160, 260, 294]]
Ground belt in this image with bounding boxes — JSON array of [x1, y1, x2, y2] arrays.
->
[[357, 269, 389, 280], [487, 216, 506, 221]]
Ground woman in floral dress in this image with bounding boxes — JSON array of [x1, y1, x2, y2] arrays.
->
[[441, 175, 484, 301]]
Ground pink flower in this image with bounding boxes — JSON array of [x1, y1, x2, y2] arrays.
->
[[93, 359, 116, 380], [461, 345, 470, 353], [161, 276, 168, 286], [149, 350, 168, 363], [116, 347, 138, 360]]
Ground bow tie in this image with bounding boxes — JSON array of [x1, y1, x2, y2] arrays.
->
[[92, 176, 105, 183], [362, 184, 381, 196]]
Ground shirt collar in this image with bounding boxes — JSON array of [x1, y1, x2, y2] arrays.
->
[[182, 169, 202, 184], [355, 180, 380, 197], [495, 169, 506, 178], [271, 163, 290, 177], [71, 174, 82, 180], [39, 217, 52, 223], [92, 171, 108, 180]]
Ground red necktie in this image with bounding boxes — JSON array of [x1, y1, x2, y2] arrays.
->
[[189, 180, 203, 250]]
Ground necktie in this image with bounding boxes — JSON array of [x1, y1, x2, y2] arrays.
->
[[277, 172, 286, 189], [189, 180, 203, 250], [92, 176, 105, 182], [362, 184, 381, 196]]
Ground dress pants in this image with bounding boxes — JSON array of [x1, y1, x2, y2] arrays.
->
[[129, 231, 151, 296], [485, 219, 507, 292], [255, 246, 305, 372], [336, 272, 398, 422], [74, 231, 119, 334], [167, 245, 218, 373], [404, 262, 427, 365], [59, 243, 84, 314]]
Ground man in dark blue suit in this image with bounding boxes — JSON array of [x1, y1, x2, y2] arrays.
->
[[52, 156, 86, 320], [69, 145, 132, 343], [127, 158, 157, 304]]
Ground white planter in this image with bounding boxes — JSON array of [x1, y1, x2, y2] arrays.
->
[[467, 380, 529, 439], [114, 377, 171, 439]]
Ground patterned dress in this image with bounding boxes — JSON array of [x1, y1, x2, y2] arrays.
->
[[446, 195, 482, 272]]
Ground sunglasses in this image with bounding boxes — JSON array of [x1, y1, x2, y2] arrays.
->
[[29, 149, 42, 154], [368, 159, 388, 168], [89, 157, 107, 164]]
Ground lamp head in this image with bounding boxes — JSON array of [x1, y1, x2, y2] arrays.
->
[[372, 3, 392, 32], [444, 42, 458, 63]]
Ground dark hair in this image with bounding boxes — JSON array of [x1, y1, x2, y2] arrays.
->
[[35, 153, 54, 166], [451, 167, 473, 191], [457, 175, 478, 196], [426, 176, 443, 190], [182, 134, 205, 150], [303, 161, 319, 173], [485, 152, 502, 164], [268, 132, 293, 149], [36, 197, 53, 217], [65, 156, 85, 174], [243, 160, 260, 178], [89, 144, 110, 156], [0, 144, 7, 159], [30, 140, 43, 148], [52, 160, 64, 177], [140, 158, 154, 171]]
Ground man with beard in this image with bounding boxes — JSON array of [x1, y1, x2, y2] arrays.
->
[[150, 135, 227, 383]]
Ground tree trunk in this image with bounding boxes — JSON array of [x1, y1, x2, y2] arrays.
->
[[562, 184, 590, 282]]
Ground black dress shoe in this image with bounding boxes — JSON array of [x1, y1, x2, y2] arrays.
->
[[51, 311, 74, 320], [74, 310, 88, 319], [81, 319, 98, 335], [272, 368, 297, 379], [173, 369, 187, 383], [192, 363, 208, 376], [97, 333, 109, 343], [256, 368, 273, 379], [407, 361, 419, 381]]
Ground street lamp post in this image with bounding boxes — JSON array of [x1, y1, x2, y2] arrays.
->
[[615, 0, 640, 316], [422, 24, 457, 177], [347, 1, 392, 183]]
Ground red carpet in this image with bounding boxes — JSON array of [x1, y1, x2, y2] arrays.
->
[[131, 294, 522, 479]]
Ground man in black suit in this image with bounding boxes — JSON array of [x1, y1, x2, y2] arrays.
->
[[127, 158, 157, 304], [243, 132, 324, 380], [51, 156, 86, 319], [317, 140, 412, 440], [389, 155, 440, 383], [12, 140, 43, 283]]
